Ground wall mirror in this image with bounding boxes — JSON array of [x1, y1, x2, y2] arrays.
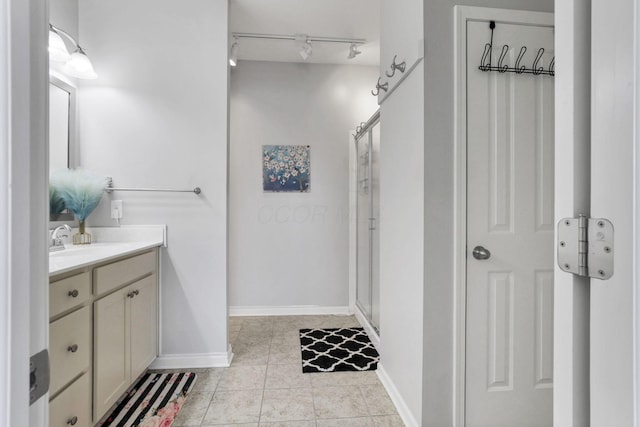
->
[[49, 75, 77, 222]]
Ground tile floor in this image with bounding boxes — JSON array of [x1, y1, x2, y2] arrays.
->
[[172, 315, 405, 427]]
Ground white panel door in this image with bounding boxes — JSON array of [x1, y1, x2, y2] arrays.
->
[[466, 20, 554, 427]]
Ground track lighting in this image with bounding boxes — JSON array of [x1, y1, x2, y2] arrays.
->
[[232, 33, 366, 63], [49, 24, 97, 79], [299, 40, 313, 61], [229, 38, 239, 67], [348, 43, 362, 59]]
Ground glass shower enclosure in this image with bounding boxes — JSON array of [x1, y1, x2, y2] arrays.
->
[[355, 111, 380, 334]]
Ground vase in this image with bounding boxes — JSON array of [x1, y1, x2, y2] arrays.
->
[[72, 220, 92, 245]]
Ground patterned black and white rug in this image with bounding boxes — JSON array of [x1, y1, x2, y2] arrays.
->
[[99, 371, 196, 426], [299, 327, 379, 373]]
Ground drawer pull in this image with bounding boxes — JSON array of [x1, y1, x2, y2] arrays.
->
[[134, 289, 140, 296], [67, 416, 78, 425], [68, 289, 79, 298], [127, 290, 140, 298], [67, 344, 78, 353]]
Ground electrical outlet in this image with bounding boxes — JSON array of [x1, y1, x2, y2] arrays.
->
[[111, 200, 123, 219]]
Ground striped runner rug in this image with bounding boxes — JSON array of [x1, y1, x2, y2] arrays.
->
[[99, 371, 197, 427]]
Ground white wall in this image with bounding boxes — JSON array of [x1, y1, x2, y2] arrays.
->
[[421, 0, 553, 425], [50, 0, 78, 40], [229, 61, 378, 312], [378, 61, 425, 427], [78, 0, 230, 365]]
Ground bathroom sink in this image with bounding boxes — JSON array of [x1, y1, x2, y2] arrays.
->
[[50, 242, 134, 257], [48, 226, 166, 275]]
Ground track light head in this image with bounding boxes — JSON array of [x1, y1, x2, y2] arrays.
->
[[348, 43, 362, 59], [299, 40, 312, 61], [229, 39, 239, 67]]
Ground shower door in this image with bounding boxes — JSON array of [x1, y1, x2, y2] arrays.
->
[[355, 116, 380, 334]]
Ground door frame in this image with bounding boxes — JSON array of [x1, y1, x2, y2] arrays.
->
[[452, 6, 554, 425], [1, 0, 49, 425]]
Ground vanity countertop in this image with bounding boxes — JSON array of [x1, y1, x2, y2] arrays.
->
[[49, 225, 166, 276]]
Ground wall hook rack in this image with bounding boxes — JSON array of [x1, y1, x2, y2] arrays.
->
[[371, 77, 389, 96], [478, 21, 554, 76], [385, 55, 406, 78]]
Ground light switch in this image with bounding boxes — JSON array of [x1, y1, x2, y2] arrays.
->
[[111, 200, 123, 219]]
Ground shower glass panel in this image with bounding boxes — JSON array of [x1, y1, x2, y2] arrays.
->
[[370, 123, 380, 330], [355, 114, 380, 334]]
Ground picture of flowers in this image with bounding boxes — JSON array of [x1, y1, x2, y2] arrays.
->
[[263, 145, 310, 192]]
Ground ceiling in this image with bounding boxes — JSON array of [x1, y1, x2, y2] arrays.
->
[[229, 0, 381, 66]]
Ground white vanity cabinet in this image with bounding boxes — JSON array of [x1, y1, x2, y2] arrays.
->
[[93, 250, 158, 422], [48, 247, 159, 426]]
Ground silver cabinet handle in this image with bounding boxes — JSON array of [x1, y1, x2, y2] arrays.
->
[[472, 246, 491, 260]]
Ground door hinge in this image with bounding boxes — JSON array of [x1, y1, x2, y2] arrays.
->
[[557, 215, 614, 280]]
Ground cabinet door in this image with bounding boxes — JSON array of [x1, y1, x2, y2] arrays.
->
[[130, 274, 158, 381], [93, 286, 130, 421]]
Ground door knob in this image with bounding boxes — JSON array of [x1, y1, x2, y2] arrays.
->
[[472, 246, 491, 260]]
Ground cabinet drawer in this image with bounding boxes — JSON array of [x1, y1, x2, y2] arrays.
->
[[50, 305, 91, 396], [94, 250, 156, 297], [49, 373, 91, 427], [50, 271, 91, 319]]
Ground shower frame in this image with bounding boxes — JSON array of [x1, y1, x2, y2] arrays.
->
[[353, 110, 381, 338]]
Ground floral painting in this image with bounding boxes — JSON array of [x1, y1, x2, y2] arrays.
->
[[263, 145, 310, 192]]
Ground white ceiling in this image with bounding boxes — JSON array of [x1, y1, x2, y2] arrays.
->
[[229, 0, 380, 66]]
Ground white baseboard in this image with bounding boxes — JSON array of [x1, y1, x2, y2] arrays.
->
[[377, 363, 420, 427], [353, 306, 380, 348], [229, 305, 352, 316], [150, 346, 233, 369]]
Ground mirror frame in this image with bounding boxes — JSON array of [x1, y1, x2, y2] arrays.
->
[[49, 74, 78, 224]]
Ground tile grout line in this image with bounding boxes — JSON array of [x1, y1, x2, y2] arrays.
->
[[256, 329, 274, 426], [198, 366, 222, 426]]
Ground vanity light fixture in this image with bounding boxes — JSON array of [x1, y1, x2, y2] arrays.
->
[[229, 37, 239, 67], [49, 24, 98, 79]]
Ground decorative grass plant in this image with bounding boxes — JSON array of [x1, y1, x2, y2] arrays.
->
[[50, 169, 107, 244], [49, 185, 66, 217]]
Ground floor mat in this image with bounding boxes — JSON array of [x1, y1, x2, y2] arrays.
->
[[98, 371, 196, 427], [299, 327, 379, 373]]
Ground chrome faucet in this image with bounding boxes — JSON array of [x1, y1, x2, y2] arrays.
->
[[49, 224, 71, 252]]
